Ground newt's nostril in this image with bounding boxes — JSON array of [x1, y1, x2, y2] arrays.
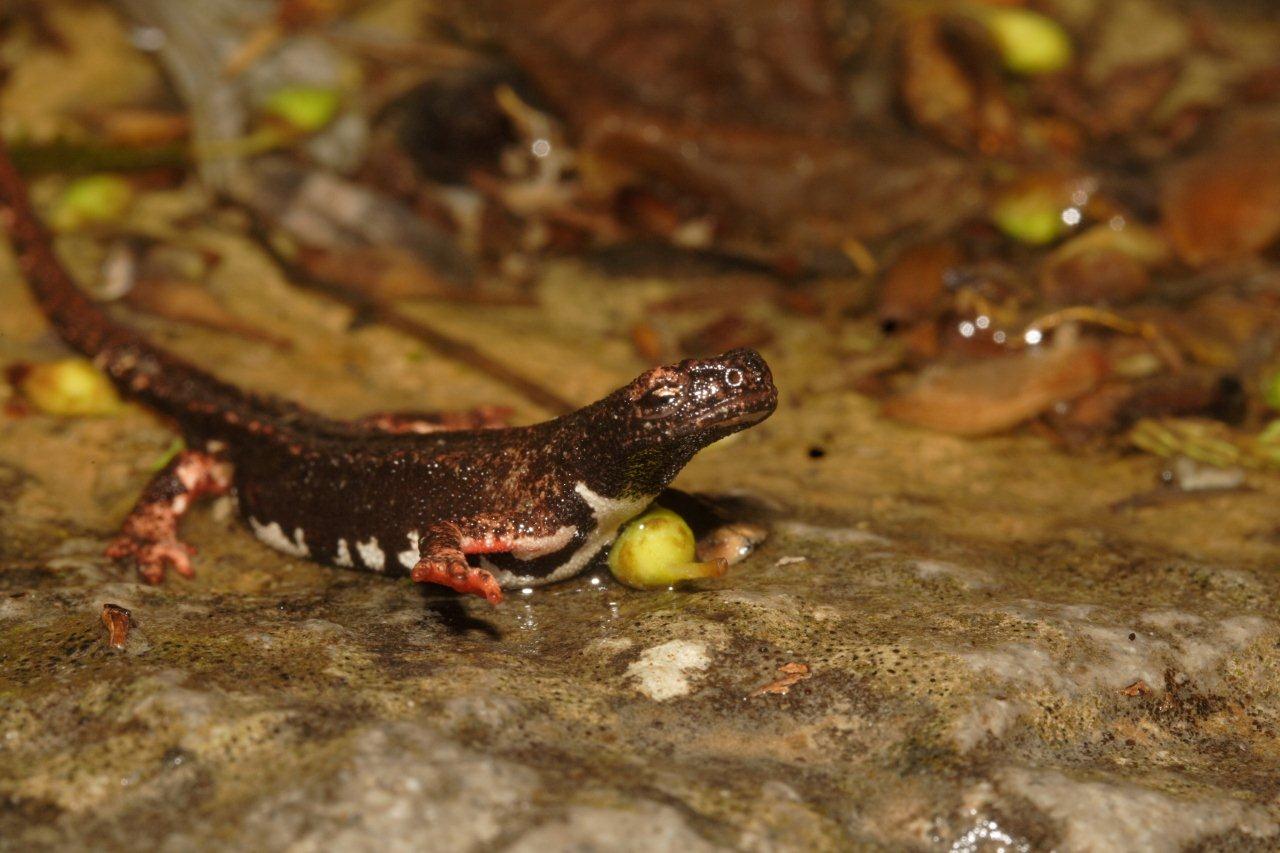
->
[[725, 368, 744, 387]]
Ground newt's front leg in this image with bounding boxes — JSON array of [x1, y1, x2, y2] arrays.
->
[[410, 521, 505, 605], [106, 448, 233, 583]]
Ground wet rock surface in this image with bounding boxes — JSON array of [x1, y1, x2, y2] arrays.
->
[[4, 242, 1280, 852]]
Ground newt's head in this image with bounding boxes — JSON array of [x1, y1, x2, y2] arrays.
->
[[623, 348, 777, 447], [575, 349, 776, 496]]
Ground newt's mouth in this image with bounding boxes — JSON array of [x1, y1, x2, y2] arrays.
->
[[680, 389, 778, 438]]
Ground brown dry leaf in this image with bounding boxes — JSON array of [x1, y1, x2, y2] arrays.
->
[[101, 603, 132, 650], [878, 241, 962, 327], [695, 522, 768, 566], [580, 112, 980, 270], [457, 0, 848, 135], [1161, 130, 1280, 267], [1151, 294, 1280, 370], [1041, 248, 1149, 306], [630, 321, 667, 364], [752, 662, 811, 697], [126, 279, 293, 350], [1092, 61, 1182, 138], [1039, 224, 1168, 306], [896, 15, 1017, 154], [296, 245, 461, 302], [1122, 679, 1153, 697], [883, 342, 1108, 436], [453, 0, 981, 267]]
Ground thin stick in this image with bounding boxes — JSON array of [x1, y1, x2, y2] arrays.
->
[[241, 212, 577, 416]]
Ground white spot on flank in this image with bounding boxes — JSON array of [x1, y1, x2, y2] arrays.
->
[[333, 538, 353, 568], [626, 640, 711, 701], [356, 537, 385, 572], [249, 518, 309, 557], [397, 531, 421, 570]]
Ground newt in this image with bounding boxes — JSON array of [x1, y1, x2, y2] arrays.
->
[[0, 139, 777, 603]]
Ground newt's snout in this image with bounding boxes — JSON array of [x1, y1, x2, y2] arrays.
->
[[645, 348, 778, 443], [704, 348, 776, 415], [717, 348, 776, 406]]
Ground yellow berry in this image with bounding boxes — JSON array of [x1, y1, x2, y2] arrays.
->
[[262, 86, 341, 134], [20, 359, 123, 416], [986, 9, 1073, 76], [50, 175, 134, 231], [608, 507, 727, 590]]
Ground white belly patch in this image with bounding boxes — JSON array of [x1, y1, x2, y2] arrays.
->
[[396, 525, 578, 572], [507, 525, 577, 560], [485, 483, 655, 588]]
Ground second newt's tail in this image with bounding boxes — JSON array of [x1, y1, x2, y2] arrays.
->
[[0, 137, 298, 437]]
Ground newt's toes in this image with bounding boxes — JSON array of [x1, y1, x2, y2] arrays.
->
[[412, 559, 504, 605], [107, 536, 196, 584]]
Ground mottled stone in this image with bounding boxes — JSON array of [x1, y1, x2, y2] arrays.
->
[[5, 241, 1280, 851]]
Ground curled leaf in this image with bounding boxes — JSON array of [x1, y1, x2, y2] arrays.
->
[[884, 343, 1106, 435], [101, 603, 133, 650], [1161, 133, 1280, 267]]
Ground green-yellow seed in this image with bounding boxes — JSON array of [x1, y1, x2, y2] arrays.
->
[[20, 359, 123, 416], [608, 507, 727, 590], [991, 185, 1066, 246], [1262, 368, 1280, 411], [986, 9, 1073, 76], [50, 174, 134, 231], [1259, 420, 1280, 445], [262, 86, 341, 134]]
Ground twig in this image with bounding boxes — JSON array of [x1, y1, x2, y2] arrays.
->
[[1022, 305, 1185, 370], [242, 211, 576, 416]]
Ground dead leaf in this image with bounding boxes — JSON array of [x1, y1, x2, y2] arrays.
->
[[101, 603, 132, 650], [125, 279, 293, 350], [752, 662, 811, 696], [1121, 679, 1152, 697], [884, 342, 1108, 436], [1161, 128, 1280, 267]]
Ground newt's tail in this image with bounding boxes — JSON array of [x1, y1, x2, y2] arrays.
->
[[0, 137, 296, 437]]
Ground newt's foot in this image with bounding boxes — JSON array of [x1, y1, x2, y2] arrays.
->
[[106, 534, 196, 584], [411, 557, 504, 605]]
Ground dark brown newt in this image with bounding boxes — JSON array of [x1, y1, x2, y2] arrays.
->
[[0, 139, 777, 603]]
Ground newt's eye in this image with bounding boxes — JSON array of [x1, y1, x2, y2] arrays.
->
[[637, 385, 682, 418]]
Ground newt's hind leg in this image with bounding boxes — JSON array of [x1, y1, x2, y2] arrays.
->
[[106, 448, 233, 584], [410, 521, 504, 605], [357, 405, 513, 435]]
